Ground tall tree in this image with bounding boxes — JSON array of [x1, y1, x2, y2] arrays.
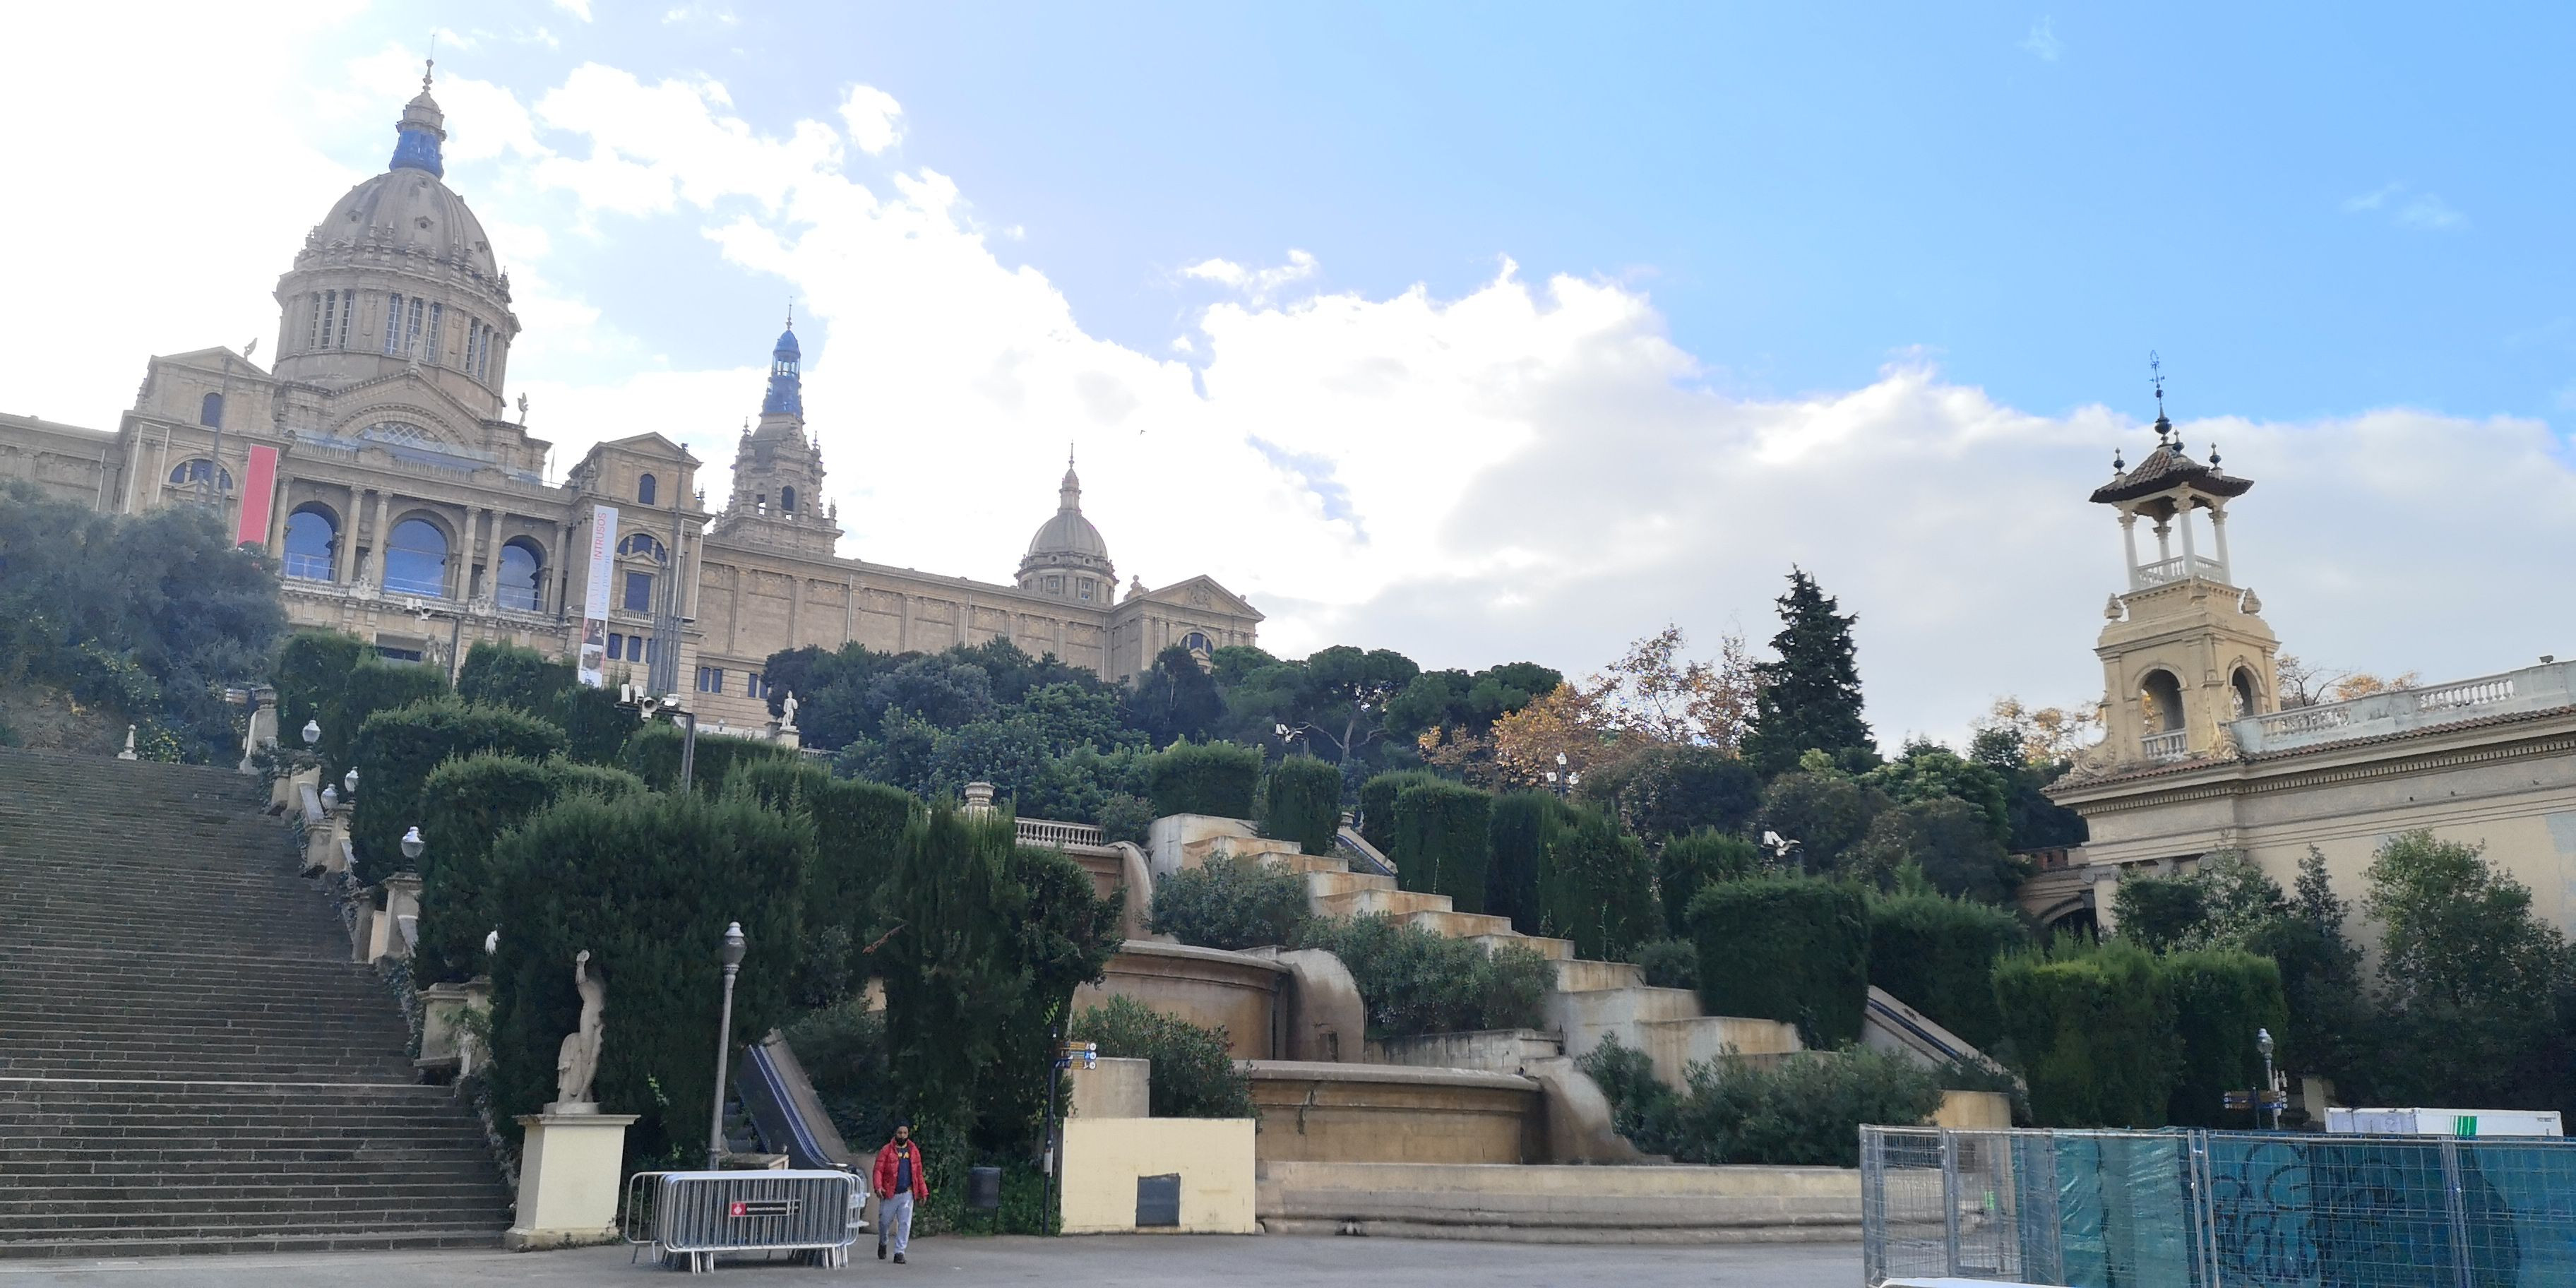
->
[[1125, 644, 1224, 747], [1296, 645, 1419, 765], [1741, 568, 1876, 777]]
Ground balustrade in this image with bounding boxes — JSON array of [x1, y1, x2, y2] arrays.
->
[[2140, 729, 2189, 761]]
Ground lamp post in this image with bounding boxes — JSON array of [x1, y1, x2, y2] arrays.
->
[[621, 684, 700, 790], [708, 921, 745, 1170], [302, 719, 321, 749], [344, 768, 359, 799], [401, 826, 425, 866], [2257, 1027, 2279, 1131], [1543, 751, 1580, 798]]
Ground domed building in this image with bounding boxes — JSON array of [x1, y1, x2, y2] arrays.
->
[[0, 71, 1259, 723]]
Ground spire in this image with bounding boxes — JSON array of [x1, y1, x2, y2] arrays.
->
[[2149, 349, 2171, 441], [1059, 445, 1082, 511], [390, 59, 447, 177], [762, 317, 802, 416]]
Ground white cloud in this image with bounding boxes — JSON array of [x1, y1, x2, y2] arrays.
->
[[839, 85, 905, 155], [2344, 182, 2466, 231], [2020, 17, 2063, 61], [554, 0, 592, 20], [1182, 249, 1320, 302]]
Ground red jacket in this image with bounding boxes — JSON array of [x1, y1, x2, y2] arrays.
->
[[872, 1139, 927, 1200]]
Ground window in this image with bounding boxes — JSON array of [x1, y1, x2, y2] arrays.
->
[[375, 644, 425, 664], [464, 323, 481, 381], [747, 672, 773, 699], [494, 538, 542, 611], [198, 393, 224, 429], [1044, 575, 1063, 593], [780, 485, 797, 515], [1183, 631, 1211, 652], [638, 473, 657, 506], [383, 294, 405, 354], [608, 633, 626, 661], [306, 293, 324, 350], [1078, 578, 1095, 601], [166, 460, 233, 492], [644, 636, 660, 665], [383, 517, 449, 597], [623, 570, 654, 613], [425, 302, 445, 364], [283, 506, 338, 582], [618, 533, 667, 564], [335, 290, 354, 347], [696, 665, 726, 693]]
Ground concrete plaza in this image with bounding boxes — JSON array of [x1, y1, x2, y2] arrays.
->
[[0, 1236, 1861, 1287]]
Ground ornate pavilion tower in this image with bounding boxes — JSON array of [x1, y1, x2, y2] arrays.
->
[[714, 319, 840, 556]]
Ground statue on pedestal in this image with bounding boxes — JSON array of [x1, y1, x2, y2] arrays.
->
[[553, 950, 605, 1111], [780, 690, 799, 731]]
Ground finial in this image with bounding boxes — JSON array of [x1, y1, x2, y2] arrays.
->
[[2208, 442, 2221, 466], [785, 297, 794, 328], [423, 56, 434, 94], [2112, 448, 2125, 472], [1068, 440, 1075, 470], [2149, 349, 2165, 416]]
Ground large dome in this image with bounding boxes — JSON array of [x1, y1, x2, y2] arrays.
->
[[314, 168, 500, 282], [1026, 506, 1109, 561], [1017, 458, 1116, 594]]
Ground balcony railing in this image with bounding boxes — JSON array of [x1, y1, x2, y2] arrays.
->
[[2135, 555, 2227, 588], [283, 554, 333, 582], [2140, 729, 2190, 762], [2231, 659, 2576, 756], [1017, 818, 1107, 848]]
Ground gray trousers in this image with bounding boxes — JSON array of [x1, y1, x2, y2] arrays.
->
[[879, 1191, 914, 1255]]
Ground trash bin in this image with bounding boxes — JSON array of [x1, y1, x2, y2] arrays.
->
[[967, 1165, 1003, 1212]]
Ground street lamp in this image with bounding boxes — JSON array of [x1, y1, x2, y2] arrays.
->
[[2257, 1027, 2279, 1131], [343, 768, 359, 799], [1544, 751, 1579, 798], [621, 684, 700, 790], [302, 718, 321, 748], [401, 826, 425, 865], [708, 921, 746, 1170]]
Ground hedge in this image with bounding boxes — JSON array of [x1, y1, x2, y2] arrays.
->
[[410, 753, 645, 984], [1485, 792, 1561, 935], [1145, 739, 1262, 819], [623, 720, 793, 792], [1540, 806, 1660, 962], [1359, 770, 1441, 856], [1657, 828, 1763, 940], [350, 696, 567, 881], [455, 641, 576, 716], [1071, 996, 1257, 1119], [485, 789, 811, 1167], [1993, 937, 2176, 1128], [1261, 755, 1343, 855], [1867, 891, 2027, 1051], [1581, 1036, 1942, 1167], [1294, 914, 1552, 1037], [1687, 877, 1869, 1046], [2162, 948, 2288, 1128], [727, 758, 913, 1006], [273, 631, 364, 753], [325, 655, 448, 771], [1150, 852, 1311, 950], [553, 684, 640, 765], [1390, 777, 1493, 914]]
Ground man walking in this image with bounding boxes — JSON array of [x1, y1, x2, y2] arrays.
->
[[872, 1123, 926, 1264]]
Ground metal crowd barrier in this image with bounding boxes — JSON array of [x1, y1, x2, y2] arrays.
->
[[1861, 1125, 2576, 1287], [623, 1169, 863, 1274]]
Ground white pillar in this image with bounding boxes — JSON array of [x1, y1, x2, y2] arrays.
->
[[2118, 512, 2142, 590], [2207, 505, 2233, 583], [2153, 518, 2172, 564], [457, 505, 482, 601], [2178, 503, 2200, 572]]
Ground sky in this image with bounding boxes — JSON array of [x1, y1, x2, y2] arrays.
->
[[4, 1, 2574, 746]]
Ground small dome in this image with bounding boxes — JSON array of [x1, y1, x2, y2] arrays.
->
[[314, 169, 500, 280], [774, 327, 800, 359]]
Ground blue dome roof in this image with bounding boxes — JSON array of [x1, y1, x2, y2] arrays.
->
[[773, 327, 800, 359]]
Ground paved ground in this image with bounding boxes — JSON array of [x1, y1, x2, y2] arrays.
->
[[0, 1236, 1861, 1287]]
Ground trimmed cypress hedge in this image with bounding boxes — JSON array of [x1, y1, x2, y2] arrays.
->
[[1657, 828, 1763, 940], [350, 696, 567, 881], [455, 642, 576, 715], [553, 683, 640, 765], [1359, 770, 1441, 856], [1390, 778, 1493, 914], [273, 631, 364, 755], [1145, 739, 1262, 820], [729, 758, 913, 1004], [623, 720, 794, 792], [1261, 755, 1343, 855], [410, 753, 646, 984], [1541, 806, 1661, 962], [1486, 792, 1564, 936], [1993, 937, 2177, 1128], [326, 655, 448, 772], [1866, 891, 2027, 1051], [1687, 877, 1869, 1045], [2162, 948, 2288, 1128]]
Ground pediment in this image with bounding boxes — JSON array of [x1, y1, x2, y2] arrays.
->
[[1140, 575, 1263, 621], [153, 347, 268, 379]]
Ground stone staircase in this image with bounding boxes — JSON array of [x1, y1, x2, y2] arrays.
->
[[0, 747, 511, 1258], [1183, 821, 1802, 1084]]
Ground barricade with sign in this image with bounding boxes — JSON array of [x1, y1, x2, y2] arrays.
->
[[624, 1169, 861, 1274]]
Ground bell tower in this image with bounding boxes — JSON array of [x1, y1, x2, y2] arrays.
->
[[2086, 380, 2279, 767]]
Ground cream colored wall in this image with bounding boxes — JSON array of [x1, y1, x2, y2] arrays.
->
[[1071, 943, 1283, 1060], [1059, 1119, 1255, 1235], [1243, 1063, 1538, 1165]]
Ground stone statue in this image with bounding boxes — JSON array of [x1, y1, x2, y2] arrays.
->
[[780, 691, 799, 730], [553, 950, 605, 1110]]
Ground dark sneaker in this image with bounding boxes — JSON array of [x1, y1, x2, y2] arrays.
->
[[894, 1253, 907, 1264], [877, 1241, 887, 1260]]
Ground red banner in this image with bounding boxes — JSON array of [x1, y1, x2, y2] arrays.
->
[[234, 444, 279, 547]]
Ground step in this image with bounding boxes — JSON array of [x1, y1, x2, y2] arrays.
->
[[1552, 958, 1647, 991], [1474, 933, 1573, 961], [1311, 887, 1455, 919], [1256, 850, 1352, 876], [1303, 870, 1397, 898], [1397, 908, 1515, 939]]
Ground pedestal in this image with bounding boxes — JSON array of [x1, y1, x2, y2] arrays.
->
[[506, 1110, 639, 1251]]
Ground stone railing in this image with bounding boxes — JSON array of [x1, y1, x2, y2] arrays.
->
[[1018, 818, 1107, 848], [2135, 554, 2227, 588], [2232, 660, 2576, 756], [2139, 729, 2190, 762]]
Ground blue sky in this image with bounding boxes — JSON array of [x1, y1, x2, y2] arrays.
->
[[6, 1, 2574, 744]]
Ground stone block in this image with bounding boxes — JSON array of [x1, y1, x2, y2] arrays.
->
[[1060, 1117, 1256, 1234], [506, 1111, 638, 1249], [1067, 1056, 1152, 1121]]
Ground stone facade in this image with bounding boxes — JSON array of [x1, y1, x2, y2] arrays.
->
[[2025, 415, 2576, 942], [0, 75, 1258, 722]]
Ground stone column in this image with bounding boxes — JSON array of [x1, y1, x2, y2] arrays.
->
[[366, 489, 391, 581], [788, 573, 804, 648], [333, 484, 360, 583], [554, 519, 575, 614], [2118, 511, 2141, 590], [458, 504, 482, 601], [2177, 503, 2200, 571], [2152, 518, 2172, 564], [266, 472, 293, 556], [2207, 504, 2232, 583]]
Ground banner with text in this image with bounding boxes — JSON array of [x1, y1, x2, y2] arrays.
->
[[576, 504, 619, 688], [233, 445, 279, 547]]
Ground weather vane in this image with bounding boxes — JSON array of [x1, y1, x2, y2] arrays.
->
[[2149, 350, 2168, 438]]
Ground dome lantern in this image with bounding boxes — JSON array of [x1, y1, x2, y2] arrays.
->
[[390, 61, 446, 179]]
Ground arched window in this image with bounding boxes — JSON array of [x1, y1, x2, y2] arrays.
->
[[780, 485, 797, 515], [638, 473, 657, 506], [2230, 667, 2261, 719], [617, 533, 667, 564], [199, 393, 224, 428], [282, 506, 338, 582], [2140, 669, 2186, 734], [1183, 631, 1212, 652], [495, 538, 544, 612], [167, 460, 232, 493], [383, 518, 450, 597]]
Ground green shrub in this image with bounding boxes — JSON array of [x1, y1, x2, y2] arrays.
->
[[1072, 995, 1257, 1119], [326, 655, 448, 770], [1578, 1036, 1942, 1167], [1150, 852, 1311, 950], [623, 720, 793, 792], [1096, 792, 1155, 846], [273, 631, 364, 747], [1993, 936, 2177, 1128], [1294, 914, 1551, 1037], [1359, 770, 1441, 855], [455, 642, 576, 715], [1867, 890, 2027, 1051], [485, 788, 811, 1167], [728, 760, 914, 1006], [1630, 937, 1699, 991], [2161, 948, 2287, 1127], [1261, 755, 1343, 855], [1390, 777, 1493, 914], [1657, 828, 1763, 939], [412, 753, 648, 983], [1485, 792, 1562, 935], [1687, 877, 1868, 1046], [552, 684, 640, 765], [1145, 739, 1262, 819], [351, 696, 566, 880], [1541, 806, 1662, 962]]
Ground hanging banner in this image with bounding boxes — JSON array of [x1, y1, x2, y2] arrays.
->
[[576, 504, 619, 688], [233, 444, 279, 547]]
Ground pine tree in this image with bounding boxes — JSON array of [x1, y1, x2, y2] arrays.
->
[[1742, 568, 1877, 777]]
